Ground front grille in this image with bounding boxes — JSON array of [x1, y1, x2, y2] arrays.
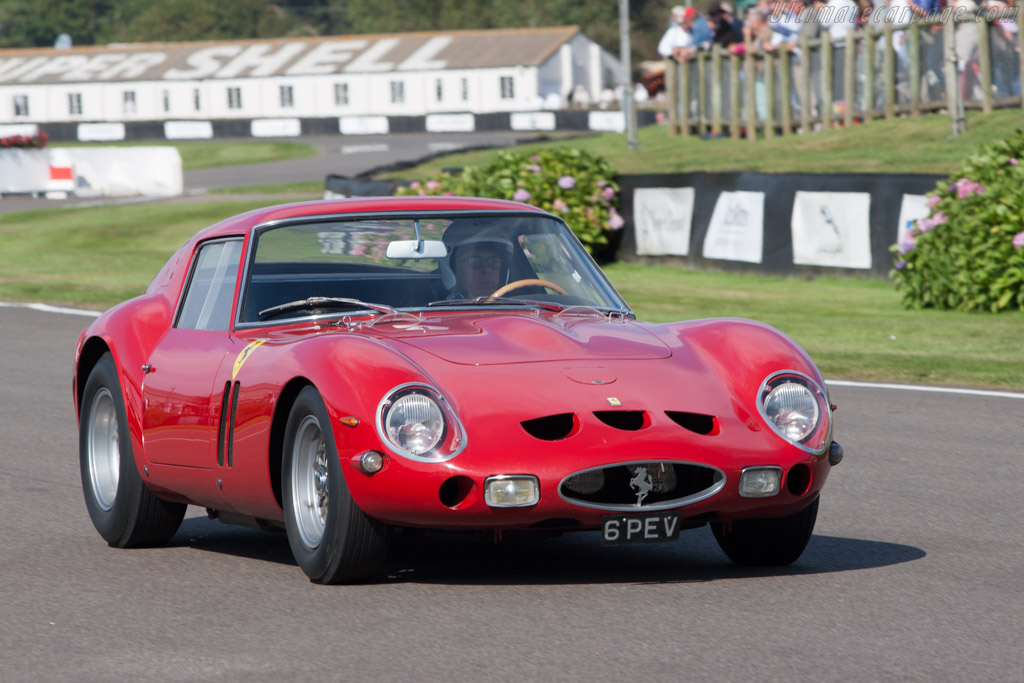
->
[[559, 461, 725, 511]]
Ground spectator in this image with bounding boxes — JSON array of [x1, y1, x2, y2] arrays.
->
[[709, 2, 744, 48], [658, 5, 699, 62], [732, 7, 782, 54]]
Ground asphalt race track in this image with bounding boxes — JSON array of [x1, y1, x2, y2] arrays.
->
[[2, 302, 1023, 682]]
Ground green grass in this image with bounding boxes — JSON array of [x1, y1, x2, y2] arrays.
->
[[383, 109, 1024, 180], [56, 140, 318, 171], [1, 201, 1021, 390]]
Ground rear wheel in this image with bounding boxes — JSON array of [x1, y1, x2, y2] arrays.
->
[[79, 353, 186, 547], [282, 386, 390, 583], [711, 497, 819, 566]]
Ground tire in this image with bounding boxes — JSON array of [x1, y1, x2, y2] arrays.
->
[[711, 497, 819, 566], [282, 386, 391, 584], [79, 353, 186, 547]]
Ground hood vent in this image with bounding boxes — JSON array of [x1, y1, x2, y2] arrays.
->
[[666, 411, 719, 435], [521, 413, 578, 441], [593, 410, 649, 431]]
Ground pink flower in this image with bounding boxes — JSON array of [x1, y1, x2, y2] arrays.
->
[[952, 177, 985, 199], [898, 232, 916, 254], [425, 180, 441, 191], [608, 209, 625, 231], [916, 217, 934, 233], [927, 195, 942, 211], [931, 212, 948, 227], [513, 188, 531, 202], [1009, 158, 1019, 166], [557, 175, 576, 189], [552, 198, 568, 212], [602, 186, 616, 201], [1013, 231, 1024, 248], [410, 181, 421, 189], [530, 154, 541, 162], [530, 165, 542, 173]]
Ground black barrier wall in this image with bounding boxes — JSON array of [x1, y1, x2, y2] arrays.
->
[[616, 172, 946, 278]]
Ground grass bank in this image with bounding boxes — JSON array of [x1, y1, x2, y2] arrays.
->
[[383, 109, 1024, 180], [1, 201, 1021, 390]]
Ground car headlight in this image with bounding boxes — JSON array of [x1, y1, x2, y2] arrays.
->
[[376, 383, 466, 462], [757, 371, 830, 455]]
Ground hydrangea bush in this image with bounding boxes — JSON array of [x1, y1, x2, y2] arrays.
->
[[396, 148, 622, 256], [892, 131, 1024, 312], [0, 131, 48, 149]]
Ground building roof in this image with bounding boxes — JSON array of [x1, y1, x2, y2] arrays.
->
[[0, 26, 583, 85]]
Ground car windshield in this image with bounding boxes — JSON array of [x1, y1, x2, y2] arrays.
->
[[238, 213, 628, 324]]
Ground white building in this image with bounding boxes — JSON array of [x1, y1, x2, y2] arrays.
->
[[0, 26, 623, 137]]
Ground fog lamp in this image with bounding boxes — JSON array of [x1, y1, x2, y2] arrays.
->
[[484, 476, 539, 508], [739, 467, 782, 498]]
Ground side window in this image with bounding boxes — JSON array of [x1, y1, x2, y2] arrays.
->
[[176, 240, 243, 331]]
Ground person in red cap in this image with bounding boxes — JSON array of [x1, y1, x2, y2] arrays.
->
[[657, 4, 699, 62]]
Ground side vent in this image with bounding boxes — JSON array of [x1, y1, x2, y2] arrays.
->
[[521, 413, 578, 441], [593, 410, 649, 431], [666, 411, 719, 436]]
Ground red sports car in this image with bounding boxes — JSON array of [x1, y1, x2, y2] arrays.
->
[[74, 196, 843, 583]]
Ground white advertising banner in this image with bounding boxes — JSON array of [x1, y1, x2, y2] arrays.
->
[[164, 120, 214, 140], [339, 116, 389, 135], [0, 149, 50, 193], [633, 187, 694, 256], [588, 110, 625, 133], [897, 193, 930, 242], [67, 147, 183, 197], [425, 113, 475, 133], [791, 191, 872, 269], [510, 111, 556, 131], [702, 191, 765, 263], [77, 122, 126, 142], [251, 118, 301, 137]]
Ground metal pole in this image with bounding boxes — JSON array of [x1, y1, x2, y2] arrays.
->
[[619, 0, 639, 150]]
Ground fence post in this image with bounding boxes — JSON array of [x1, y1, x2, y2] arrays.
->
[[909, 23, 921, 116], [765, 52, 776, 138], [976, 14, 994, 113], [864, 28, 876, 121], [697, 52, 708, 135], [800, 35, 811, 132], [822, 32, 833, 130], [680, 58, 691, 137], [845, 31, 856, 126], [730, 52, 742, 138], [883, 23, 895, 119], [1019, 5, 1024, 108], [746, 52, 757, 139], [711, 46, 723, 135], [665, 59, 679, 136], [780, 48, 792, 135]]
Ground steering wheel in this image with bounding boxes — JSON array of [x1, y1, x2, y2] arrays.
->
[[491, 279, 568, 298]]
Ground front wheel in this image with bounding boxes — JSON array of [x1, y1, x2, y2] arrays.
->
[[282, 386, 391, 584], [711, 497, 819, 566], [79, 353, 186, 547]]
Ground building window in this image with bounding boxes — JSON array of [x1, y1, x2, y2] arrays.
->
[[390, 80, 404, 104], [227, 87, 242, 110], [435, 79, 443, 102], [13, 95, 29, 117], [279, 84, 294, 108], [68, 92, 82, 116], [334, 82, 348, 106], [461, 78, 469, 101], [162, 90, 171, 113], [193, 88, 201, 111], [500, 76, 514, 100], [123, 90, 136, 114]]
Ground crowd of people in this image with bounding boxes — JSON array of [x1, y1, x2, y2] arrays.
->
[[650, 0, 1020, 101], [656, 0, 1018, 58]]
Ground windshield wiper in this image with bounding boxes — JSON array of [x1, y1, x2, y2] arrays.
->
[[258, 297, 398, 320], [427, 296, 568, 312]]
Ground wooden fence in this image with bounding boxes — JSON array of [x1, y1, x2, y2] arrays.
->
[[662, 8, 1024, 138]]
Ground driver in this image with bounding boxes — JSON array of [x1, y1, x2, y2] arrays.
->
[[440, 223, 514, 299]]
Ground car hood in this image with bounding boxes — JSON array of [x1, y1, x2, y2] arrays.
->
[[375, 311, 672, 366]]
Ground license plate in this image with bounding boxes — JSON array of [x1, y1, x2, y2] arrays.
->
[[601, 511, 681, 546]]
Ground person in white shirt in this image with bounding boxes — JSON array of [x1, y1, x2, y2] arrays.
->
[[658, 5, 699, 62]]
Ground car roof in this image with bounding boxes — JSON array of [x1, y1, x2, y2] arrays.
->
[[194, 196, 550, 241]]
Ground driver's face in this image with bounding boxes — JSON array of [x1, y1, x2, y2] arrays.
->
[[454, 246, 504, 298]]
